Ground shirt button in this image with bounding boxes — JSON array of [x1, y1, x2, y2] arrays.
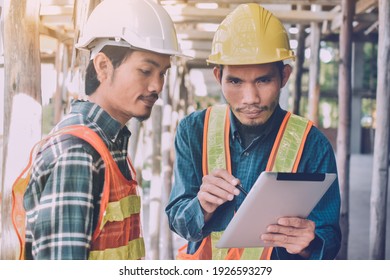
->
[[244, 152, 249, 157]]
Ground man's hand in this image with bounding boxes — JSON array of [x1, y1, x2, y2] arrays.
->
[[261, 217, 315, 258], [197, 169, 241, 222]]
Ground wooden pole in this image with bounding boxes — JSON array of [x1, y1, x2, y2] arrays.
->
[[292, 24, 306, 115], [369, 0, 390, 260], [54, 42, 69, 124], [160, 76, 174, 260], [71, 0, 101, 98], [148, 100, 163, 260], [336, 0, 355, 260], [308, 5, 321, 126], [0, 0, 42, 259]]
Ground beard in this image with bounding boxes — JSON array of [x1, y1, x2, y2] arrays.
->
[[221, 91, 279, 127], [135, 116, 149, 122], [134, 109, 153, 122], [230, 100, 278, 127]]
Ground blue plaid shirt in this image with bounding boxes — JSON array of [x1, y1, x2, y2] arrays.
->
[[24, 100, 132, 259], [166, 105, 341, 259]]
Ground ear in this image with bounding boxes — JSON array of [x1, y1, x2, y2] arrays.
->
[[213, 66, 222, 85], [281, 64, 292, 88], [93, 53, 112, 82]]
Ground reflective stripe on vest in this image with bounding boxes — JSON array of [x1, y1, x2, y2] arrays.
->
[[266, 112, 312, 172], [88, 238, 145, 260], [203, 105, 313, 260], [100, 195, 141, 230]]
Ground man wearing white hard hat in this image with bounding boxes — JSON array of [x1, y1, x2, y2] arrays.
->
[[22, 0, 185, 260]]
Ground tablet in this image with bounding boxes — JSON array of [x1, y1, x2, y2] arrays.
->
[[216, 172, 337, 248]]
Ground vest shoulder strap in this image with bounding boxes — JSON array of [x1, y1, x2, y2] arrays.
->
[[266, 112, 313, 172], [202, 104, 231, 175]]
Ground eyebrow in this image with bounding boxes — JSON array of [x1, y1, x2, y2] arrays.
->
[[144, 58, 171, 71], [225, 69, 277, 82]]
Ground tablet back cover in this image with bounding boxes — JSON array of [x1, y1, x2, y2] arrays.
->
[[216, 172, 336, 248]]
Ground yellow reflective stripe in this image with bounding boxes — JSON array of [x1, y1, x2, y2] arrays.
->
[[210, 232, 264, 260], [240, 248, 263, 260], [211, 231, 229, 260], [88, 238, 145, 260], [101, 195, 141, 230], [272, 114, 309, 172], [207, 104, 228, 172]]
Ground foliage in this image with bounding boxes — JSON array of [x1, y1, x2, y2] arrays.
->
[[363, 43, 377, 91]]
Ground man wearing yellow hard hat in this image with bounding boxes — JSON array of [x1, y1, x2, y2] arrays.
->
[[166, 3, 341, 260]]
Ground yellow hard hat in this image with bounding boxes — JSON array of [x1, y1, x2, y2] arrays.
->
[[207, 3, 295, 65]]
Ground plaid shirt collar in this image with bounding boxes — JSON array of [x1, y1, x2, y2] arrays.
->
[[69, 99, 131, 142]]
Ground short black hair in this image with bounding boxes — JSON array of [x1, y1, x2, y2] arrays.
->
[[85, 46, 133, 95]]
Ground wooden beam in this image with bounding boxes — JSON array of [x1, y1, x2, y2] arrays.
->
[[290, 88, 376, 99], [322, 32, 378, 43], [363, 20, 379, 35], [177, 30, 215, 41], [179, 40, 212, 51], [356, 0, 378, 14], [39, 23, 74, 45], [181, 49, 211, 61], [330, 9, 377, 30], [183, 0, 341, 5], [39, 5, 73, 16], [186, 58, 213, 69], [40, 0, 74, 5], [166, 6, 335, 24], [40, 14, 73, 25], [164, 5, 230, 19], [274, 10, 335, 23]]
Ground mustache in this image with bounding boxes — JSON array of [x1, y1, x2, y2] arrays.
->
[[139, 93, 159, 102], [234, 104, 269, 112]]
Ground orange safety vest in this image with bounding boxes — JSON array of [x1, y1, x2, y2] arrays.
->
[[11, 125, 145, 260], [177, 104, 313, 260]]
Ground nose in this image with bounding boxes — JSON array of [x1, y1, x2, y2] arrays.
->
[[241, 83, 260, 104], [148, 75, 164, 94]]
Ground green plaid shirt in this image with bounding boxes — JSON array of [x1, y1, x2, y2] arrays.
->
[[24, 100, 133, 259]]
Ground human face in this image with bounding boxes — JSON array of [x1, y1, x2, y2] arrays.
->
[[92, 50, 171, 125], [214, 63, 291, 127]]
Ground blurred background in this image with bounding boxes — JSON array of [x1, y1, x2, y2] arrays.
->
[[0, 0, 389, 260]]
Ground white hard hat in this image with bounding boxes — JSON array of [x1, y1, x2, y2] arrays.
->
[[76, 0, 185, 58]]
